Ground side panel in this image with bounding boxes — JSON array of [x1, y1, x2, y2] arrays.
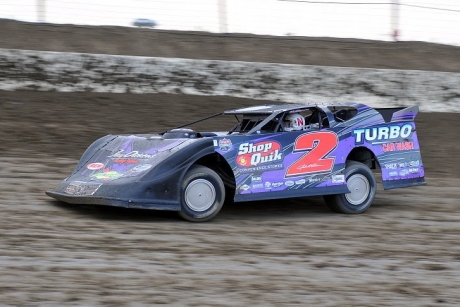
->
[[50, 135, 214, 209], [213, 130, 350, 202], [353, 121, 426, 189]]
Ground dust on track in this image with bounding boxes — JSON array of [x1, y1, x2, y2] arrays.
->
[[1, 91, 460, 306]]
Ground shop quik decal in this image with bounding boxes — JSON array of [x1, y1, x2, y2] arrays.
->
[[236, 141, 283, 167]]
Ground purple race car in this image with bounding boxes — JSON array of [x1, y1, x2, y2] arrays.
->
[[46, 103, 425, 222]]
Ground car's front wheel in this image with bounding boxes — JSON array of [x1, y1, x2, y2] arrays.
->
[[324, 161, 376, 214], [179, 165, 225, 222]]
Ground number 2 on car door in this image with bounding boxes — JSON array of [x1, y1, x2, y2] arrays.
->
[[286, 131, 339, 177]]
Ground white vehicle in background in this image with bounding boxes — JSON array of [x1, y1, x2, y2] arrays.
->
[[133, 18, 157, 28]]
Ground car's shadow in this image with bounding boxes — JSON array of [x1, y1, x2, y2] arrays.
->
[[48, 200, 180, 222], [48, 195, 332, 223], [220, 196, 331, 219]]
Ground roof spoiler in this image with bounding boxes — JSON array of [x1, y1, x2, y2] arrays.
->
[[375, 106, 419, 123], [391, 106, 419, 122]]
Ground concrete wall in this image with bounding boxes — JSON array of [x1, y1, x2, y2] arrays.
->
[[1, 48, 459, 112]]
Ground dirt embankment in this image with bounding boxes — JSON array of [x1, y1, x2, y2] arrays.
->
[[1, 18, 460, 72]]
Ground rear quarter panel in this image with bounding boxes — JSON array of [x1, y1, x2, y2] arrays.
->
[[213, 105, 425, 202]]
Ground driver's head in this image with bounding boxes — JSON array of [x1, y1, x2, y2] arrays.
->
[[284, 113, 305, 131]]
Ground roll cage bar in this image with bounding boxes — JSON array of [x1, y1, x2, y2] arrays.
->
[[159, 103, 363, 136], [229, 105, 342, 135]]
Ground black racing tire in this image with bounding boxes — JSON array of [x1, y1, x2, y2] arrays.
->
[[179, 165, 225, 222], [324, 161, 376, 214]]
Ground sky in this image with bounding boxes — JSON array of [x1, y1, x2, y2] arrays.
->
[[1, 0, 460, 46]]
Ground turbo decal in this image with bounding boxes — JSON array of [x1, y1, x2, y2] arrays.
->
[[354, 123, 412, 144], [236, 141, 283, 167], [286, 131, 338, 177]]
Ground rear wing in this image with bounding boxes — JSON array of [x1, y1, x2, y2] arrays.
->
[[375, 106, 419, 123]]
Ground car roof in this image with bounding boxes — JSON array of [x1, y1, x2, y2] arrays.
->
[[223, 103, 361, 115]]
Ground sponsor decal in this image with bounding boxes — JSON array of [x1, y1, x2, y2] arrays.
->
[[399, 169, 409, 177], [308, 176, 322, 183], [218, 138, 232, 151], [87, 162, 104, 170], [382, 141, 414, 152], [398, 162, 406, 168], [384, 163, 397, 170], [332, 175, 345, 183], [238, 163, 284, 173], [237, 141, 283, 167], [295, 179, 306, 185], [251, 176, 263, 182], [65, 181, 102, 196], [240, 184, 250, 191], [285, 180, 294, 187], [109, 150, 157, 159], [272, 182, 284, 188], [408, 160, 420, 167], [409, 167, 419, 174], [114, 158, 139, 164], [354, 124, 412, 144], [91, 170, 123, 181], [252, 183, 264, 189], [131, 164, 153, 172], [389, 171, 399, 177], [265, 182, 272, 188]]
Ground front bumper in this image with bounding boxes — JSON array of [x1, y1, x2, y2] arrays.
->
[[46, 190, 180, 211]]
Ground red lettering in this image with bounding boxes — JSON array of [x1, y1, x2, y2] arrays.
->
[[286, 131, 338, 177]]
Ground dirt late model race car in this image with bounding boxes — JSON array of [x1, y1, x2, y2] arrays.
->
[[47, 103, 425, 222]]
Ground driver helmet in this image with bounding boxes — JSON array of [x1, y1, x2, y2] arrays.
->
[[284, 113, 305, 131]]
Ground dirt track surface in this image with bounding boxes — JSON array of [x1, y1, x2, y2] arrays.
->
[[2, 19, 460, 306], [1, 90, 460, 306]]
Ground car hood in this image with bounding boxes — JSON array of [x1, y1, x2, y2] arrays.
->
[[71, 134, 201, 182]]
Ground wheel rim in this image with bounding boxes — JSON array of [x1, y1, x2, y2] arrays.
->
[[345, 174, 370, 205], [185, 179, 216, 212]]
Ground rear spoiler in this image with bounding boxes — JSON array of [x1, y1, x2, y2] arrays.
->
[[376, 106, 419, 123]]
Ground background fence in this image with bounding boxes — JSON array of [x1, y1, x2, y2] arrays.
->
[[1, 0, 460, 46]]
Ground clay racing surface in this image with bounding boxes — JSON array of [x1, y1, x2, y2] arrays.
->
[[1, 20, 460, 306], [2, 91, 460, 306]]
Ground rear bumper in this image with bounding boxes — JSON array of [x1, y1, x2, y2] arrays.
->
[[382, 177, 426, 190], [45, 190, 181, 211]]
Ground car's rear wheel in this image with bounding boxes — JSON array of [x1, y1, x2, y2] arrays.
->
[[179, 165, 225, 222], [324, 161, 376, 214]]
